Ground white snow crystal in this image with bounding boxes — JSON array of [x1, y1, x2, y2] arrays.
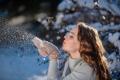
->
[[41, 19, 48, 27], [28, 75, 47, 80], [63, 14, 73, 21], [56, 13, 64, 24], [59, 29, 65, 33], [90, 22, 102, 30], [98, 0, 120, 15], [75, 0, 94, 8], [108, 52, 117, 70], [90, 23, 120, 32], [58, 0, 120, 15], [109, 4, 120, 15], [58, 0, 75, 11], [56, 36, 61, 40], [54, 13, 64, 29], [108, 32, 120, 51], [65, 24, 76, 31]]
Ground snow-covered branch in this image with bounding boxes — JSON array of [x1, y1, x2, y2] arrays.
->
[[98, 25, 120, 32], [90, 23, 120, 32]]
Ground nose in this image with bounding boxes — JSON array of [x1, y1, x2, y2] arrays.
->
[[63, 35, 67, 43], [63, 36, 65, 42], [63, 32, 70, 41]]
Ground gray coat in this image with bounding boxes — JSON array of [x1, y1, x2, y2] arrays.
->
[[47, 57, 96, 80]]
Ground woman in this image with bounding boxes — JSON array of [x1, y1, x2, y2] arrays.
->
[[33, 22, 111, 80]]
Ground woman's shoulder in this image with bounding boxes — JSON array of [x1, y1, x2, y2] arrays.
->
[[74, 60, 94, 73], [67, 59, 96, 80]]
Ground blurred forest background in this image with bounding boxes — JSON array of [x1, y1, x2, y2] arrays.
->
[[0, 0, 120, 80]]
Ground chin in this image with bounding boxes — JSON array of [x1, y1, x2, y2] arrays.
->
[[62, 46, 69, 53]]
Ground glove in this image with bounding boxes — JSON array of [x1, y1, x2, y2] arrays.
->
[[32, 37, 59, 59]]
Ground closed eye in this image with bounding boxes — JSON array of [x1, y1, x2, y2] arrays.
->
[[65, 32, 74, 39]]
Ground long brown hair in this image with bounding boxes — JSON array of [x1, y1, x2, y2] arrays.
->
[[77, 22, 111, 80]]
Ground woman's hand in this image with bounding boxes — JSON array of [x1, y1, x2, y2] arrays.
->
[[32, 37, 48, 57], [32, 37, 59, 60], [38, 47, 49, 57], [42, 41, 59, 60]]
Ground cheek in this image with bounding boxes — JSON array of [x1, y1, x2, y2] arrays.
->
[[62, 40, 80, 52], [72, 41, 80, 51]]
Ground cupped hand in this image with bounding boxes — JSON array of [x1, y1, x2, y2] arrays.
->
[[32, 37, 59, 60]]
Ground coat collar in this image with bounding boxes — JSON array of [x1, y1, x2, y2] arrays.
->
[[62, 57, 83, 77]]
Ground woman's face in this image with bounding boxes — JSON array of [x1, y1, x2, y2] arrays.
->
[[62, 27, 80, 53]]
